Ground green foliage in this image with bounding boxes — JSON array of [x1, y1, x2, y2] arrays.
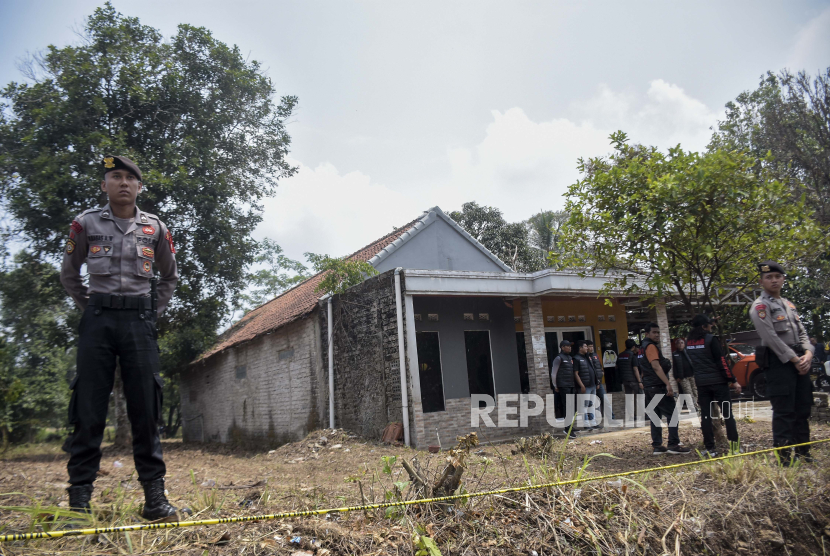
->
[[449, 202, 543, 272], [308, 253, 378, 296], [711, 68, 830, 338], [0, 3, 297, 376], [0, 251, 78, 444], [233, 238, 309, 317], [526, 209, 568, 267], [413, 533, 443, 556], [555, 131, 825, 323]]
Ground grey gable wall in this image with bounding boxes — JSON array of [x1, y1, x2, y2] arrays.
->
[[373, 217, 506, 273]]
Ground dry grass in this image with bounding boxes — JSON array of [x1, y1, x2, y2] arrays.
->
[[1, 421, 830, 554]]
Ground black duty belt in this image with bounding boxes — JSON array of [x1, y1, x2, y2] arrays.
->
[[90, 293, 151, 310]]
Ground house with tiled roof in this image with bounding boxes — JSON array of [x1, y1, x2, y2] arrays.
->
[[180, 206, 637, 448]]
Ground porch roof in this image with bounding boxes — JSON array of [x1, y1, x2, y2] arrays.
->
[[402, 268, 638, 297]]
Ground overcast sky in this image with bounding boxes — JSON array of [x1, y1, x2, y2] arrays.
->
[[2, 1, 829, 262]]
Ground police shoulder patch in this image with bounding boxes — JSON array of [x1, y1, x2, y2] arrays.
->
[[70, 220, 83, 234], [165, 230, 176, 254], [66, 239, 75, 254], [756, 304, 767, 319]]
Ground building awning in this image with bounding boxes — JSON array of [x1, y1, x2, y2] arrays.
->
[[402, 268, 637, 297]]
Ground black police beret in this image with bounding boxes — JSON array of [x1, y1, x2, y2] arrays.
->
[[102, 155, 142, 181], [758, 261, 786, 275], [559, 340, 571, 347], [691, 314, 712, 327]]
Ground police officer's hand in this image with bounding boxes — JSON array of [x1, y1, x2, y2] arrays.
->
[[797, 354, 811, 375], [554, 387, 559, 393], [666, 384, 674, 397], [730, 382, 742, 395], [580, 385, 586, 394]]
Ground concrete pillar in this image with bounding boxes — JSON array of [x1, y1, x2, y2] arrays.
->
[[521, 297, 549, 434], [654, 298, 679, 394]]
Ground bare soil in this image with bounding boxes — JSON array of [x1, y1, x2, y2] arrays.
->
[[2, 420, 830, 555]]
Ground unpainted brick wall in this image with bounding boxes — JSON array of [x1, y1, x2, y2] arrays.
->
[[812, 392, 830, 422], [180, 316, 323, 447], [320, 269, 415, 441]]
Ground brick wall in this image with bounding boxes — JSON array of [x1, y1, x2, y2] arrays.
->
[[320, 269, 416, 441], [812, 392, 830, 422], [180, 316, 323, 447]]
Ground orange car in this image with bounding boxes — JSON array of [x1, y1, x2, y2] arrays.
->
[[727, 343, 765, 399]]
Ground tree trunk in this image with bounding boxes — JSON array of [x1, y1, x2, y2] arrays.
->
[[166, 402, 181, 438], [113, 362, 132, 448]]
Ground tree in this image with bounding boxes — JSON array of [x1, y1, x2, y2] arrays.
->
[[0, 251, 78, 447], [449, 202, 542, 272], [711, 68, 830, 337], [306, 253, 378, 296], [554, 131, 825, 328], [0, 3, 297, 442], [526, 210, 568, 267], [230, 239, 309, 322]]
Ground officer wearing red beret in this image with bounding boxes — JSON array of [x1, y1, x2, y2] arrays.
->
[[60, 155, 187, 520]]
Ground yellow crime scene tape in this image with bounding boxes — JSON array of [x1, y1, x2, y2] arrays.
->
[[1, 437, 828, 542]]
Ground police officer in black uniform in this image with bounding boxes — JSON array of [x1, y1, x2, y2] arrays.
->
[[749, 261, 814, 465], [617, 339, 643, 421], [550, 340, 577, 437], [572, 340, 598, 428], [60, 156, 187, 520]]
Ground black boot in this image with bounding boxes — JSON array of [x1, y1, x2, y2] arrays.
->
[[775, 447, 793, 467], [66, 484, 93, 514], [141, 478, 189, 522]]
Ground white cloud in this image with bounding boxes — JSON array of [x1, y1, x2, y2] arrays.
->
[[256, 159, 417, 262], [437, 80, 721, 221], [788, 7, 830, 73], [258, 79, 722, 255]]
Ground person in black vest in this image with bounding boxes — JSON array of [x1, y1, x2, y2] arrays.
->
[[618, 339, 642, 393], [587, 340, 613, 424], [550, 340, 578, 438], [638, 323, 690, 455], [671, 338, 700, 415], [617, 339, 643, 421], [572, 340, 598, 428], [686, 314, 741, 457]]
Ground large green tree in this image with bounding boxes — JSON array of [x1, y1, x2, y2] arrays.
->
[[711, 68, 830, 338], [0, 3, 297, 375], [555, 131, 825, 328], [449, 202, 543, 272], [526, 209, 568, 267], [0, 251, 78, 447]]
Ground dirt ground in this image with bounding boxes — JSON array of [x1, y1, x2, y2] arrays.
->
[[2, 418, 830, 555]]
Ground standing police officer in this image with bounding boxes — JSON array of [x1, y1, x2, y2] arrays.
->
[[749, 261, 814, 465], [60, 156, 186, 520], [550, 340, 578, 438], [572, 340, 598, 428]]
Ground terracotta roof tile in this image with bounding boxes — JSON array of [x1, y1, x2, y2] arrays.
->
[[195, 216, 423, 363]]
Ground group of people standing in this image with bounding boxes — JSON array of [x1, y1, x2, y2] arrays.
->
[[550, 339, 607, 437], [548, 260, 814, 464]]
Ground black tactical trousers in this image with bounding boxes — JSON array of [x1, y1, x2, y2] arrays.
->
[[697, 382, 739, 450], [555, 387, 576, 427], [644, 386, 680, 448], [67, 302, 165, 485], [767, 357, 812, 456]]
